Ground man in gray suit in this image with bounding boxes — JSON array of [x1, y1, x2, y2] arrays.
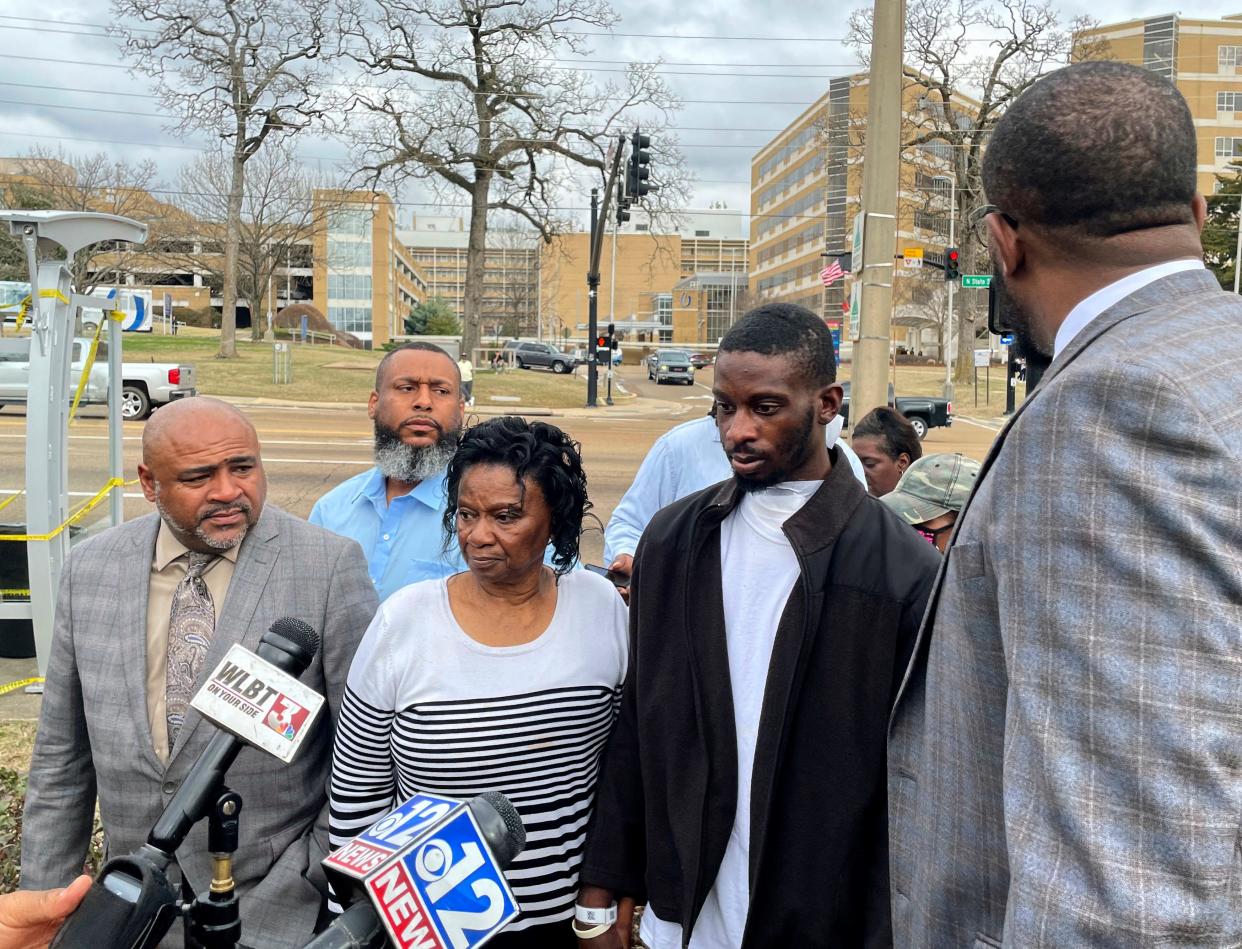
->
[[21, 398, 378, 948], [889, 61, 1242, 945]]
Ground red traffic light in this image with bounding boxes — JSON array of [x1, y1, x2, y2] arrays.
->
[[947, 249, 959, 263], [596, 336, 609, 349]]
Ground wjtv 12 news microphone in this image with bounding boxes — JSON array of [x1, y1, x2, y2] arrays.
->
[[51, 617, 325, 949], [305, 790, 527, 949]]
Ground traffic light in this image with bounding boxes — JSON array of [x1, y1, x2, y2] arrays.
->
[[596, 334, 609, 350], [616, 177, 630, 226], [944, 247, 960, 281], [626, 131, 652, 200]]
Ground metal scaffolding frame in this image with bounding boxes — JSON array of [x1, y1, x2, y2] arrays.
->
[[0, 211, 148, 679]]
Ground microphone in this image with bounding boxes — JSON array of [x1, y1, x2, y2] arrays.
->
[[306, 792, 527, 949], [149, 617, 321, 852], [51, 618, 322, 949]]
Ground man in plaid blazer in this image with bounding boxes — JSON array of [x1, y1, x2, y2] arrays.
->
[[20, 399, 377, 947], [889, 62, 1242, 945]]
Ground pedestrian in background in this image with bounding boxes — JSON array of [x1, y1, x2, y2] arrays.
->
[[888, 61, 1242, 945], [850, 405, 922, 497], [458, 350, 475, 407], [881, 452, 980, 553]]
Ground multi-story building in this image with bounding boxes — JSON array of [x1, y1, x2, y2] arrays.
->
[[749, 70, 980, 357], [399, 216, 541, 338], [539, 210, 750, 345], [312, 190, 428, 347], [1075, 14, 1242, 195]]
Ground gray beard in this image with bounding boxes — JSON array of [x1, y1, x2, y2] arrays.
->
[[374, 425, 459, 484], [155, 496, 250, 551]]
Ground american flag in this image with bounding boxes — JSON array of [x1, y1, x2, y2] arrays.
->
[[820, 260, 844, 287]]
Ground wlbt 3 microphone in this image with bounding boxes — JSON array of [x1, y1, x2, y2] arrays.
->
[[52, 618, 323, 949]]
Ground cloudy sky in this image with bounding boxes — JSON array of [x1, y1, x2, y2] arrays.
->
[[0, 0, 1218, 234]]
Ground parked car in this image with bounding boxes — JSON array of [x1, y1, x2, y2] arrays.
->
[[838, 381, 952, 439], [0, 337, 197, 420], [688, 352, 714, 369], [646, 350, 696, 385], [501, 340, 582, 374]]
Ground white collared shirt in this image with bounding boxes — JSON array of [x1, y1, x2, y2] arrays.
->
[[1053, 258, 1205, 358]]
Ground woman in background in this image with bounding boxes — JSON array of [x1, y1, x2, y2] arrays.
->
[[850, 405, 923, 497]]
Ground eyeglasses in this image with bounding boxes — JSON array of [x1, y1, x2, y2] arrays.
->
[[915, 523, 955, 545], [968, 204, 1019, 247]]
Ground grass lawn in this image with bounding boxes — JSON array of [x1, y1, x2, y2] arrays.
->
[[120, 334, 591, 409], [0, 722, 34, 772]]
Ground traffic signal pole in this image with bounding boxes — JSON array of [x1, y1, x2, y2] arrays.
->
[[587, 188, 601, 408], [585, 135, 631, 409]]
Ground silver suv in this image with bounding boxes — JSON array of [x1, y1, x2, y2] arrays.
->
[[502, 340, 582, 374]]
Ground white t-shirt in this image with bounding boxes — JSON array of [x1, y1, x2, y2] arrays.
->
[[329, 569, 628, 931], [642, 480, 820, 949]]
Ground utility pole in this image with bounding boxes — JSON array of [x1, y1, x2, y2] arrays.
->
[[852, 0, 905, 424], [586, 137, 628, 407]]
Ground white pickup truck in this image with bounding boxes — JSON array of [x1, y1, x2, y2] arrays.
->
[[0, 337, 197, 420]]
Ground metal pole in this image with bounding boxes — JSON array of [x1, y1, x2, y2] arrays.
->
[[1234, 186, 1242, 294], [108, 305, 124, 526], [587, 188, 600, 408], [852, 0, 906, 423], [609, 207, 618, 325], [944, 174, 956, 399]]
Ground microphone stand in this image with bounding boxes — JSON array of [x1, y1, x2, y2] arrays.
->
[[186, 789, 243, 949]]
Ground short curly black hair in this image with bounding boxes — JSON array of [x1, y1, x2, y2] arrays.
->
[[718, 302, 837, 388], [442, 416, 590, 576], [982, 61, 1197, 241]]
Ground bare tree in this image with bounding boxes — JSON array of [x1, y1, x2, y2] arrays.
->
[[171, 146, 345, 340], [339, 0, 686, 357], [3, 147, 171, 293], [848, 0, 1099, 383], [110, 0, 333, 358]]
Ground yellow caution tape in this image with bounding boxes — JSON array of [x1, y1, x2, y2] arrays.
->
[[0, 489, 22, 515], [0, 677, 43, 695], [0, 589, 30, 598], [0, 476, 137, 542], [15, 289, 71, 332]]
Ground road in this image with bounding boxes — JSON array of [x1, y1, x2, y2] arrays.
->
[[0, 364, 998, 567]]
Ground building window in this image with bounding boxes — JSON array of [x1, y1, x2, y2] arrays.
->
[[1219, 91, 1241, 114], [695, 229, 710, 237], [1142, 16, 1176, 80], [1221, 45, 1242, 68], [635, 223, 649, 232], [328, 208, 373, 236], [1215, 137, 1242, 158]]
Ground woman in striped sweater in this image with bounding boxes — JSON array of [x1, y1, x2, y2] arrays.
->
[[328, 416, 629, 948]]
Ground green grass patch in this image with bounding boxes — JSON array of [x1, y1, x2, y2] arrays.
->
[[119, 336, 590, 408]]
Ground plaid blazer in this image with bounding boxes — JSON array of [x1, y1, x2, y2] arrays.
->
[[21, 505, 377, 948], [888, 268, 1242, 946]]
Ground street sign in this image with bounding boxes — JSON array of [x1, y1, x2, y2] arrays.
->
[[962, 274, 992, 289], [974, 348, 991, 368], [903, 247, 923, 269], [850, 215, 864, 274], [1000, 332, 1014, 345], [848, 280, 861, 341]]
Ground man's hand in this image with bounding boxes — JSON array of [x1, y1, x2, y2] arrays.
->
[[607, 554, 634, 605], [0, 875, 91, 949]]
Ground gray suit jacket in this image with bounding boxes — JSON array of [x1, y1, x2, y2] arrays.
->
[[888, 268, 1242, 946], [21, 505, 378, 948]]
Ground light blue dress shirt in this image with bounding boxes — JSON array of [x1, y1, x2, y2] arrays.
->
[[603, 413, 868, 563], [309, 466, 465, 603]]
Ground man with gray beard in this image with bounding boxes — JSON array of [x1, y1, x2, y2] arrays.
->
[[21, 397, 376, 947], [310, 342, 468, 602]]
